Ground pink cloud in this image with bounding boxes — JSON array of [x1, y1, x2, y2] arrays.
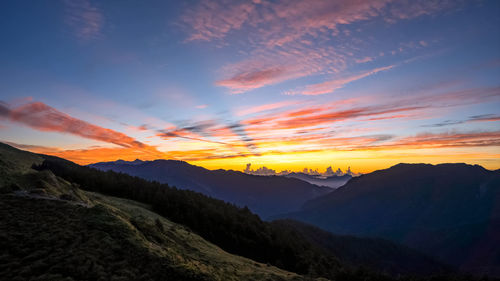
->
[[183, 0, 455, 93], [1, 101, 146, 148], [239, 86, 499, 139], [216, 66, 293, 94], [182, 0, 394, 44]]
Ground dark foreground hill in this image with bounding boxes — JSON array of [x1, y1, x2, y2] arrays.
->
[[0, 144, 308, 281], [280, 163, 500, 277], [0, 142, 474, 280], [88, 159, 331, 218]]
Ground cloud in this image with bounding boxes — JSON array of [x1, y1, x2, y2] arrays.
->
[[387, 0, 460, 22], [182, 0, 408, 44], [468, 114, 500, 122], [64, 0, 104, 40], [182, 0, 457, 93], [355, 57, 374, 63], [216, 66, 292, 94], [182, 0, 258, 42], [422, 114, 500, 127], [1, 101, 146, 149], [236, 100, 299, 116], [382, 131, 500, 149], [234, 86, 499, 156], [242, 103, 422, 131], [195, 104, 208, 109], [3, 141, 63, 154], [297, 65, 395, 95]]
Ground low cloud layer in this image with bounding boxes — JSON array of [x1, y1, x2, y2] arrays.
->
[[244, 163, 358, 176]]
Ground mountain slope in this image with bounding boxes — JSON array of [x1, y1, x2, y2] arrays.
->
[[272, 220, 450, 276], [0, 144, 314, 281], [281, 163, 500, 276], [89, 159, 331, 218]]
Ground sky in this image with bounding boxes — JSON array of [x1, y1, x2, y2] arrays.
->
[[0, 0, 499, 173]]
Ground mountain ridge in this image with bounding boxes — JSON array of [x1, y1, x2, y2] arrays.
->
[[1, 142, 466, 280], [280, 162, 500, 276], [88, 159, 332, 218]]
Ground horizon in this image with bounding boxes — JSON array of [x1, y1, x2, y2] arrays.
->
[[1, 0, 499, 173], [5, 139, 497, 175]]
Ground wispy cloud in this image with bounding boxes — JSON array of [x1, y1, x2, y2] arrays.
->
[[3, 85, 497, 166], [182, 0, 456, 93], [295, 65, 395, 95], [422, 114, 500, 127], [1, 101, 145, 148], [64, 0, 104, 40], [236, 100, 299, 116], [182, 0, 448, 44], [216, 67, 292, 94], [379, 131, 500, 150], [355, 57, 374, 64]]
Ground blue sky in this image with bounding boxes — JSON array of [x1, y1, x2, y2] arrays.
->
[[0, 0, 499, 172]]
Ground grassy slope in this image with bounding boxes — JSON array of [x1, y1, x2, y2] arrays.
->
[[0, 143, 314, 281]]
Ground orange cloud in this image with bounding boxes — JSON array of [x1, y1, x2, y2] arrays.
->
[[2, 101, 147, 149]]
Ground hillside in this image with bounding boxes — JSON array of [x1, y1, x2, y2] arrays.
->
[[88, 159, 331, 218], [281, 163, 500, 276], [0, 144, 313, 281]]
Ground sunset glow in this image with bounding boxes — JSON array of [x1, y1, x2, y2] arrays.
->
[[1, 0, 499, 172]]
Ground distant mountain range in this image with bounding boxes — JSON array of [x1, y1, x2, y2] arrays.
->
[[279, 163, 500, 276], [89, 159, 331, 218], [283, 172, 352, 189]]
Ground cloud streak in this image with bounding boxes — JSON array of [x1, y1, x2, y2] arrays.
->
[[297, 65, 395, 95], [422, 114, 500, 127], [236, 100, 299, 116], [1, 101, 145, 148]]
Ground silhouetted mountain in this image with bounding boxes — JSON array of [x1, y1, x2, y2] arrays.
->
[[272, 219, 451, 276], [1, 143, 486, 280], [284, 172, 352, 189], [280, 163, 500, 276], [89, 160, 331, 218]]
